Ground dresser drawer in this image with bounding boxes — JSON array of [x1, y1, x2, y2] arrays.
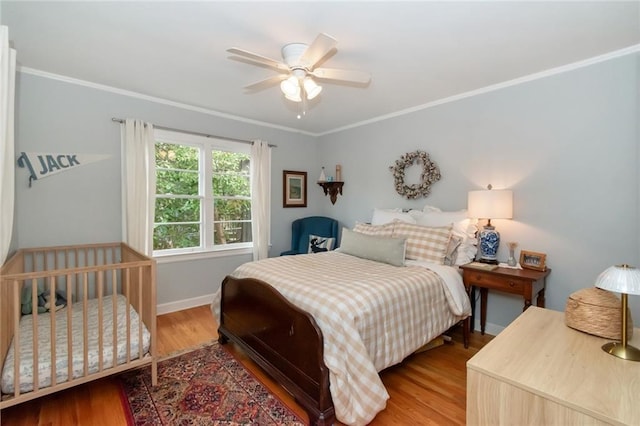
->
[[464, 271, 526, 294]]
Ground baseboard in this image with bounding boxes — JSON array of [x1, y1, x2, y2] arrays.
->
[[474, 319, 505, 337], [157, 293, 216, 315]]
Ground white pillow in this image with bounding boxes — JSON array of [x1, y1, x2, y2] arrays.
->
[[371, 208, 416, 225], [339, 228, 407, 267], [453, 236, 478, 265], [308, 234, 336, 253], [414, 209, 473, 236], [444, 235, 463, 266], [422, 205, 443, 213], [407, 209, 426, 221]]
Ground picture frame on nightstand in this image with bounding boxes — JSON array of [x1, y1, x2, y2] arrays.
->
[[520, 250, 547, 271]]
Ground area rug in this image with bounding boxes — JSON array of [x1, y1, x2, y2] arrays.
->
[[118, 342, 305, 425]]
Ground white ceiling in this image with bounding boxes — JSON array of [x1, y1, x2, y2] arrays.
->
[[2, 1, 639, 135]]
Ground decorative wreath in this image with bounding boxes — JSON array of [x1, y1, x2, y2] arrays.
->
[[389, 150, 441, 199]]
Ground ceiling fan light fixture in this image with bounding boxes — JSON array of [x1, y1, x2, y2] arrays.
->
[[280, 76, 299, 97], [230, 33, 370, 113], [284, 87, 302, 102], [304, 77, 322, 100]]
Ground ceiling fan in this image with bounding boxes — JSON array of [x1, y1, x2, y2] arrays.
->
[[227, 33, 371, 107]]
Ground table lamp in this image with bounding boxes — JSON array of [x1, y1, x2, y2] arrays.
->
[[594, 264, 640, 361], [467, 185, 513, 264]]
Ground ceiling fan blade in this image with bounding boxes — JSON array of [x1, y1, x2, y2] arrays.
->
[[311, 67, 371, 84], [299, 33, 337, 68], [244, 75, 288, 92], [227, 47, 290, 72]]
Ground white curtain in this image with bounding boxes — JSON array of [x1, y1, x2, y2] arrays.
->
[[0, 26, 16, 264], [251, 140, 271, 260], [121, 119, 156, 256]]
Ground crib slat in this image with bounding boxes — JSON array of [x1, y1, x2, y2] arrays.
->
[[83, 247, 88, 269], [31, 278, 39, 392], [74, 248, 79, 299], [66, 273, 73, 385], [138, 267, 143, 360], [13, 280, 21, 397], [97, 271, 104, 372], [49, 276, 57, 387], [82, 272, 89, 376], [112, 271, 118, 369], [125, 268, 131, 363]]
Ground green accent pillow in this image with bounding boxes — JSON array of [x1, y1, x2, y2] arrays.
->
[[21, 285, 46, 315], [339, 227, 406, 267]]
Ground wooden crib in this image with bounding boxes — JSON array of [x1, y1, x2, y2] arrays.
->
[[0, 242, 157, 416]]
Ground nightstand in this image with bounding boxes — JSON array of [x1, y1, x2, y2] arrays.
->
[[460, 264, 551, 335]]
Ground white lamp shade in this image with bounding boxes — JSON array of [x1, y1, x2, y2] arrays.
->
[[284, 89, 302, 102], [303, 77, 322, 100], [280, 76, 299, 97], [467, 189, 513, 219], [595, 264, 640, 295]]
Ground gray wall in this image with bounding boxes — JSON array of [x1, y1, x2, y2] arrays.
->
[[317, 54, 640, 328], [13, 53, 640, 328], [13, 72, 322, 306]]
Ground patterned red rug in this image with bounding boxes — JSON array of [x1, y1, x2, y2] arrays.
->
[[118, 342, 305, 425]]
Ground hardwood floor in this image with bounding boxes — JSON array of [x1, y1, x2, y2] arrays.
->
[[1, 305, 493, 425]]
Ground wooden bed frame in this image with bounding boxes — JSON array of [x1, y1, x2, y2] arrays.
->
[[218, 275, 471, 426], [218, 275, 334, 425]]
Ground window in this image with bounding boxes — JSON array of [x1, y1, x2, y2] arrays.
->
[[153, 129, 252, 256]]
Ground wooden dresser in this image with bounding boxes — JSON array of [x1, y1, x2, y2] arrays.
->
[[467, 306, 640, 425]]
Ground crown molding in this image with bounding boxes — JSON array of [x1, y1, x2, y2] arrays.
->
[[18, 43, 639, 138], [318, 43, 640, 136], [17, 67, 317, 137]]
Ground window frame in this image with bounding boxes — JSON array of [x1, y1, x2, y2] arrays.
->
[[153, 129, 253, 259]]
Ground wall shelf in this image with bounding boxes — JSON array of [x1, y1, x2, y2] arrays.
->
[[317, 181, 344, 205]]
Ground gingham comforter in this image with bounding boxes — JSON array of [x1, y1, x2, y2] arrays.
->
[[1, 294, 151, 394], [212, 251, 471, 426]]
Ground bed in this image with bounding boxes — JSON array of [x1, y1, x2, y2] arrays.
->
[[0, 242, 156, 416], [213, 231, 471, 426]]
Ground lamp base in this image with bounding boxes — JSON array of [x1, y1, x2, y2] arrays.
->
[[478, 258, 499, 265], [478, 225, 500, 263], [601, 342, 640, 361]]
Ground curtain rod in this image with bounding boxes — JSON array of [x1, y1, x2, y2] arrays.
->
[[111, 118, 276, 147]]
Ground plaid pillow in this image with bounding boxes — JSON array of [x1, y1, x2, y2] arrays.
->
[[392, 222, 452, 263], [353, 221, 395, 238]]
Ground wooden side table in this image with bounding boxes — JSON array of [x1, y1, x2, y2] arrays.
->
[[460, 264, 551, 334]]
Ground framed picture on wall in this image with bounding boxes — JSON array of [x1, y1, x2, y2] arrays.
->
[[283, 170, 307, 208]]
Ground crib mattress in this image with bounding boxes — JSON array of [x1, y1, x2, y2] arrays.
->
[[1, 294, 151, 394]]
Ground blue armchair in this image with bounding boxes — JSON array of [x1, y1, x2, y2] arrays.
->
[[280, 216, 339, 256]]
